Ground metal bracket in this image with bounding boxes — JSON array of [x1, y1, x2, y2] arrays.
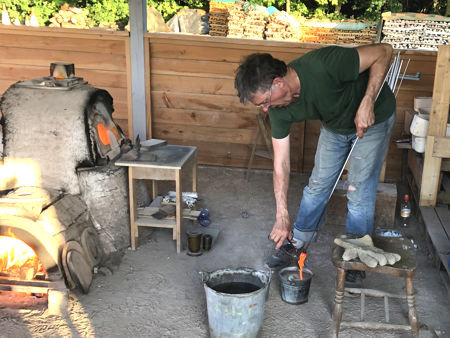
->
[[399, 72, 421, 81]]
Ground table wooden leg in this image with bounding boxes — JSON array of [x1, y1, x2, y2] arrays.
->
[[405, 276, 419, 337], [333, 268, 346, 337], [175, 170, 182, 253], [152, 180, 158, 200], [128, 168, 137, 250]]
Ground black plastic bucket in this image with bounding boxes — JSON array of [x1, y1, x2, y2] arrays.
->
[[279, 266, 313, 304]]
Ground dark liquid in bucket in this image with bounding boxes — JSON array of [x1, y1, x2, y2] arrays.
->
[[212, 282, 261, 294]]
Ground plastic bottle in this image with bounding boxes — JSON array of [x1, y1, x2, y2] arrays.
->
[[400, 194, 411, 227], [30, 8, 38, 27], [2, 3, 11, 25]]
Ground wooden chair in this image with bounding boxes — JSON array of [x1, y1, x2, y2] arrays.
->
[[246, 110, 273, 180], [331, 236, 419, 337]]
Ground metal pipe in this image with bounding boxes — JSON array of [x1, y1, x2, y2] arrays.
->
[[395, 59, 410, 98]]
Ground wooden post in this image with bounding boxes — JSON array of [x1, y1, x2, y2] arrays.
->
[[419, 45, 450, 206], [129, 0, 147, 140]]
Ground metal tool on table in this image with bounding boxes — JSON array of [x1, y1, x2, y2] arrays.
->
[[134, 134, 141, 159]]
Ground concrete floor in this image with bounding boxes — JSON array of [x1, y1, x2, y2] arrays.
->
[[0, 166, 449, 337]]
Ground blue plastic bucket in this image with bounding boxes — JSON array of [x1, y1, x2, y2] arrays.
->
[[202, 267, 271, 338]]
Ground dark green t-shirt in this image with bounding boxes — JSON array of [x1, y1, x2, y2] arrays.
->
[[269, 46, 396, 138]]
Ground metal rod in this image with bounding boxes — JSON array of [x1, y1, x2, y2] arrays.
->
[[384, 295, 390, 323], [361, 293, 366, 321], [395, 59, 410, 98], [392, 59, 403, 94], [398, 72, 420, 81]]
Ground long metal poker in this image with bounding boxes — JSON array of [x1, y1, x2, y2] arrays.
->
[[301, 61, 395, 253]]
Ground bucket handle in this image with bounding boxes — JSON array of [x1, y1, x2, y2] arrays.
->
[[199, 271, 210, 283], [257, 268, 272, 284]]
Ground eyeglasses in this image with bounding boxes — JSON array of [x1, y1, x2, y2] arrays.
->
[[256, 86, 272, 109]]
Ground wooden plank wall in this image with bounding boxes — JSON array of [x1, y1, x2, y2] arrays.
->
[[147, 32, 437, 179], [147, 33, 325, 172], [0, 25, 130, 135], [0, 26, 437, 180]]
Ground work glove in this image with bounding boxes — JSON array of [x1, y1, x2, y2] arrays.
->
[[334, 235, 401, 268]]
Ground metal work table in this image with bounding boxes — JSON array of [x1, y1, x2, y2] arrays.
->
[[116, 145, 197, 253]]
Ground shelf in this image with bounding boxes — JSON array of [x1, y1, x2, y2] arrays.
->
[[135, 217, 176, 228]]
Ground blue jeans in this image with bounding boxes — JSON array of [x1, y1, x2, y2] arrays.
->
[[292, 112, 396, 247]]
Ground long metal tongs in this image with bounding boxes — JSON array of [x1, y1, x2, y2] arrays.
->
[[301, 53, 406, 253]]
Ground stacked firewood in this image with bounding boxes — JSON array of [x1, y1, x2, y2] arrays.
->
[[227, 2, 245, 38], [226, 2, 267, 40], [299, 22, 335, 44], [48, 4, 90, 29], [381, 13, 450, 51], [209, 0, 236, 36], [298, 20, 377, 45], [265, 11, 301, 41], [336, 26, 377, 44], [242, 7, 266, 39]]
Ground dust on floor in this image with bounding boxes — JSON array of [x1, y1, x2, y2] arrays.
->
[[0, 166, 449, 337]]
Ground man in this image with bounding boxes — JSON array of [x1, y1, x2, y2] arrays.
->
[[235, 44, 396, 284]]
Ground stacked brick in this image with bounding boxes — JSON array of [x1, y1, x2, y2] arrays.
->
[[209, 1, 236, 36], [265, 11, 301, 41], [381, 12, 450, 51]]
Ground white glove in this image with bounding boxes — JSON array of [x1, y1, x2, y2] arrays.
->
[[334, 235, 401, 268]]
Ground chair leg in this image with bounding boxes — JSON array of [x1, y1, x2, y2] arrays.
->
[[405, 276, 419, 337], [246, 122, 260, 181], [333, 268, 346, 337]]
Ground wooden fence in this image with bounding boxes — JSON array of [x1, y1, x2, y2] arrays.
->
[[146, 32, 437, 178], [0, 25, 130, 135], [0, 26, 438, 179]]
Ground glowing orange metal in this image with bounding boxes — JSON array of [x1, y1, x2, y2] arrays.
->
[[298, 252, 307, 280], [97, 123, 110, 146]]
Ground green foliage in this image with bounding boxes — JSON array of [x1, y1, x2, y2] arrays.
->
[[1, 0, 67, 25], [290, 2, 309, 17], [147, 0, 183, 21], [85, 0, 129, 28], [312, 0, 348, 19], [1, 0, 448, 30], [146, 0, 208, 21], [352, 0, 387, 21]]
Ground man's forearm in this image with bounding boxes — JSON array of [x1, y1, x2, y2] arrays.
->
[[354, 43, 393, 137], [273, 158, 290, 220], [358, 43, 393, 101]]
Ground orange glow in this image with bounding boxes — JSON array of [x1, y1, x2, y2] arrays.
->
[[112, 127, 120, 141], [0, 229, 45, 279], [97, 123, 110, 146], [0, 158, 42, 190], [298, 252, 307, 280]]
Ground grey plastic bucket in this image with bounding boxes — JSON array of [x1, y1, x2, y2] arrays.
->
[[201, 267, 272, 338], [279, 266, 313, 304]]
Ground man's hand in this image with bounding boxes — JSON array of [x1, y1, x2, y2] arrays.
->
[[270, 214, 292, 249], [354, 95, 375, 138]]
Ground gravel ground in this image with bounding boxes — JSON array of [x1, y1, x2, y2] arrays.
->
[[0, 166, 449, 337]]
